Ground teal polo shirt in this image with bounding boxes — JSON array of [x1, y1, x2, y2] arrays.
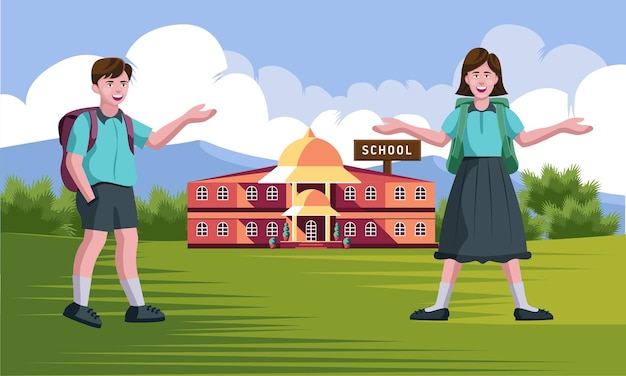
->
[[66, 109, 152, 187], [441, 102, 524, 157]]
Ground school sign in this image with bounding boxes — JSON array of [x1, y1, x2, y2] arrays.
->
[[354, 140, 422, 174]]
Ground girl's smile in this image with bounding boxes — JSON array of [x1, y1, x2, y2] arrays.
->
[[464, 61, 498, 98]]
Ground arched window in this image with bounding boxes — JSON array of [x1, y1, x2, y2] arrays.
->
[[395, 222, 406, 236], [415, 222, 427, 237], [246, 186, 258, 201], [344, 222, 356, 237], [217, 186, 228, 201], [394, 186, 406, 200], [266, 222, 278, 237], [217, 222, 228, 236], [415, 186, 427, 201], [365, 186, 377, 201], [344, 186, 356, 201], [196, 186, 208, 201], [246, 222, 258, 237], [305, 220, 317, 241], [196, 222, 208, 237], [365, 222, 377, 237], [266, 186, 279, 201]]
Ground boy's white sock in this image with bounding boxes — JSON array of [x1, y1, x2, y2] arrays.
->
[[510, 282, 539, 312], [73, 275, 92, 306], [424, 282, 454, 312], [120, 277, 145, 307]]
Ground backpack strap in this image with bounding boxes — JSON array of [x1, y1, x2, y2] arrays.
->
[[495, 103, 507, 143], [121, 112, 135, 153], [86, 109, 98, 152]]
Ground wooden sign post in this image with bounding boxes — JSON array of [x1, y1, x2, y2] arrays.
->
[[354, 140, 422, 174]]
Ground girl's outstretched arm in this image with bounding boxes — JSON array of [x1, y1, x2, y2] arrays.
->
[[515, 117, 593, 147], [373, 118, 451, 147]]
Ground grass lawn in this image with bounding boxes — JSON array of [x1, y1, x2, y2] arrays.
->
[[1, 233, 625, 375]]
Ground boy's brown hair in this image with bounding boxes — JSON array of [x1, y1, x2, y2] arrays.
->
[[91, 57, 133, 84], [456, 47, 508, 96]]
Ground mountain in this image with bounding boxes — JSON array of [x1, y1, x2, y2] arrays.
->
[[1, 140, 623, 233]]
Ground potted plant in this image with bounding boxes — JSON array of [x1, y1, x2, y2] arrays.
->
[[342, 237, 351, 249], [333, 222, 341, 241], [283, 222, 290, 241], [269, 237, 277, 249]]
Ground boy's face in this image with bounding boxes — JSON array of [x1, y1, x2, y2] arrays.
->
[[464, 61, 498, 99], [92, 72, 129, 106]]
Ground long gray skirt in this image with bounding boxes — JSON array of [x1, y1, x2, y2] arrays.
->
[[435, 157, 531, 263]]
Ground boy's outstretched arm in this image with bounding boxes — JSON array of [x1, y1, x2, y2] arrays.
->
[[373, 118, 451, 147], [146, 105, 217, 150], [515, 117, 593, 147]]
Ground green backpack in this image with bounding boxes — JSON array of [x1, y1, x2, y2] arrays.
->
[[446, 97, 519, 174]]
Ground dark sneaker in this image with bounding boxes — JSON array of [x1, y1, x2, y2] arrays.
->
[[63, 302, 102, 328], [514, 308, 554, 321], [125, 305, 165, 323], [410, 308, 450, 321]]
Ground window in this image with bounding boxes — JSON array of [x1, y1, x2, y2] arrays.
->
[[394, 186, 406, 200], [344, 186, 356, 201], [266, 186, 279, 201], [217, 186, 229, 201], [246, 222, 258, 237], [196, 222, 208, 237], [365, 222, 377, 237], [365, 186, 377, 201], [246, 186, 258, 201], [395, 222, 406, 236], [415, 186, 427, 200], [196, 186, 208, 201], [305, 220, 317, 241], [415, 222, 427, 237], [217, 222, 228, 236], [266, 222, 278, 237], [344, 222, 356, 237]]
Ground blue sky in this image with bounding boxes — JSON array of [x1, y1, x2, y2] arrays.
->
[[1, 0, 625, 196], [2, 0, 625, 99]]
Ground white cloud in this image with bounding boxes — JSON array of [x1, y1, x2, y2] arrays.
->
[[0, 23, 623, 199], [572, 65, 626, 196]]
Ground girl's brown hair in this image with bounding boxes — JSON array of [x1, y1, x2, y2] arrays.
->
[[91, 57, 133, 84], [455, 48, 507, 96]]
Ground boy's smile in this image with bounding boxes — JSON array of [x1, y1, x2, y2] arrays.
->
[[92, 72, 130, 107]]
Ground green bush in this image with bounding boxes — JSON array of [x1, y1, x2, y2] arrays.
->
[[519, 164, 620, 239], [136, 186, 187, 240], [435, 197, 447, 242], [1, 175, 68, 236], [1, 176, 187, 240]]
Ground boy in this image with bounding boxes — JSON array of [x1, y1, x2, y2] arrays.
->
[[62, 57, 217, 328]]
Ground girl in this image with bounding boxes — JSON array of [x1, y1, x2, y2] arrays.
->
[[373, 47, 592, 320]]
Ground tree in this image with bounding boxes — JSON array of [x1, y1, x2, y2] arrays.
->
[[518, 164, 620, 239], [283, 222, 290, 240], [333, 222, 340, 240]]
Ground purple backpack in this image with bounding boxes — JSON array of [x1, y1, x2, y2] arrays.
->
[[58, 107, 134, 192]]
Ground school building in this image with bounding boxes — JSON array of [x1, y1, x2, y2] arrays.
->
[[187, 129, 437, 248]]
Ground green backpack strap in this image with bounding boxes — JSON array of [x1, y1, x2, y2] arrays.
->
[[493, 100, 519, 174], [446, 99, 470, 174]]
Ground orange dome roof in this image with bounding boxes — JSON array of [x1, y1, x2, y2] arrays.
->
[[278, 129, 344, 167], [282, 189, 340, 216], [293, 189, 330, 207], [260, 129, 361, 184]]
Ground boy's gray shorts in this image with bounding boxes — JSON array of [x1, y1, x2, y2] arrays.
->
[[76, 183, 138, 232]]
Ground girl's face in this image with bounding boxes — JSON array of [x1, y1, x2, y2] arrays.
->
[[464, 61, 499, 99]]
